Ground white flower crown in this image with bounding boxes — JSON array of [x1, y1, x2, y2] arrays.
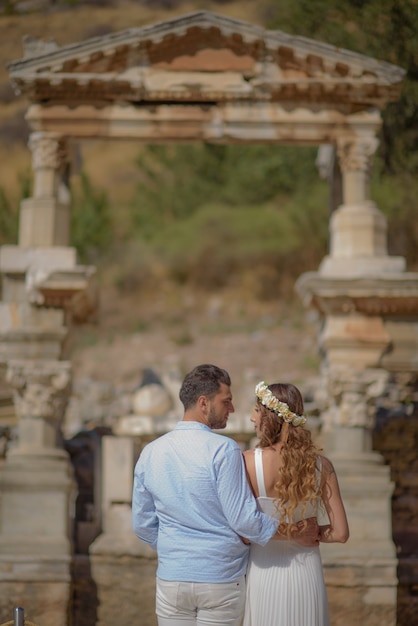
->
[[255, 381, 307, 427]]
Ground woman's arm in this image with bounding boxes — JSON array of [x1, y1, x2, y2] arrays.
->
[[319, 456, 349, 544]]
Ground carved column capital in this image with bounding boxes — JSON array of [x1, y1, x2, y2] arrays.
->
[[323, 366, 389, 429], [6, 360, 72, 422], [336, 136, 379, 173], [28, 131, 69, 173], [26, 131, 71, 212]]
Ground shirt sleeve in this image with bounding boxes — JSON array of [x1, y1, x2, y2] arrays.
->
[[132, 451, 158, 550], [215, 444, 277, 545]]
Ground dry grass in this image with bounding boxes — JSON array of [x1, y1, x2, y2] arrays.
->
[[70, 281, 319, 396]]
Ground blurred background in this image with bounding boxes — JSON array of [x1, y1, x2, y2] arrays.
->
[[0, 0, 417, 391]]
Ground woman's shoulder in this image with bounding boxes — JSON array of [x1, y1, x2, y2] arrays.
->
[[318, 454, 335, 475], [243, 448, 254, 458], [243, 448, 255, 467], [243, 446, 265, 458]]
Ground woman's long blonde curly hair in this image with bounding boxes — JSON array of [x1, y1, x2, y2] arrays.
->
[[256, 383, 322, 534]]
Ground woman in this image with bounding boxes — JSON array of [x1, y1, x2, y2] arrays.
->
[[243, 381, 349, 626]]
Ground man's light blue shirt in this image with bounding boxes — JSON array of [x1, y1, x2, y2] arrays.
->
[[132, 421, 277, 583]]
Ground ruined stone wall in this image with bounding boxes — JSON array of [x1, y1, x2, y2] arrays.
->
[[71, 554, 157, 626], [373, 382, 418, 626]]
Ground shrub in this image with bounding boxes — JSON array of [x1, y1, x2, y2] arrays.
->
[[71, 171, 112, 262], [148, 184, 329, 292]]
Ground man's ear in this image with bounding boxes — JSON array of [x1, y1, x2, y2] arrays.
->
[[197, 395, 208, 414]]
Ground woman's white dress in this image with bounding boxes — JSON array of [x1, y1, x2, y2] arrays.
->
[[243, 448, 330, 626]]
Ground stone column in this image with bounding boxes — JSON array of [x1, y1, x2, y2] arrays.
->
[[320, 134, 404, 277], [0, 359, 74, 554], [0, 360, 75, 626], [295, 127, 414, 624], [0, 127, 96, 625], [19, 131, 71, 247]]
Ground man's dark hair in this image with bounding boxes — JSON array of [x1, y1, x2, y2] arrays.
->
[[179, 364, 231, 410]]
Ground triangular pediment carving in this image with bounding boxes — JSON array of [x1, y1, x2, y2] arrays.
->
[[8, 10, 405, 109]]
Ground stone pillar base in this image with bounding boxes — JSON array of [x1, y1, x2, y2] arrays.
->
[[0, 450, 75, 556], [319, 254, 405, 277], [319, 453, 398, 626], [90, 553, 157, 626], [0, 555, 71, 626], [325, 562, 397, 626]]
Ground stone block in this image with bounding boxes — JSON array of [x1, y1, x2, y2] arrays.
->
[[102, 436, 135, 516], [19, 197, 70, 247], [90, 554, 157, 626], [0, 556, 71, 626], [327, 583, 396, 626], [329, 202, 388, 259], [0, 245, 76, 273], [0, 452, 75, 556]]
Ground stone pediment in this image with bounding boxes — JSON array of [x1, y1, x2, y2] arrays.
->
[[9, 10, 405, 109]]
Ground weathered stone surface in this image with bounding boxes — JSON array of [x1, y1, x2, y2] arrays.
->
[[373, 401, 418, 626], [8, 11, 405, 111], [90, 555, 157, 626], [326, 584, 396, 626], [0, 581, 70, 626], [132, 383, 173, 417]]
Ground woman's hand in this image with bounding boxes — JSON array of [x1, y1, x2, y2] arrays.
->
[[239, 535, 251, 545]]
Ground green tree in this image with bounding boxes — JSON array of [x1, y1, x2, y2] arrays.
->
[[131, 143, 320, 239], [0, 187, 17, 245], [262, 0, 418, 175], [116, 1, 418, 285], [71, 172, 112, 262], [0, 170, 31, 245]]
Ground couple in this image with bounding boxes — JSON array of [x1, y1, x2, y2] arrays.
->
[[132, 364, 349, 626]]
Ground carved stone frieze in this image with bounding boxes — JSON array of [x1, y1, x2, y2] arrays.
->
[[8, 11, 405, 111], [6, 360, 72, 421]]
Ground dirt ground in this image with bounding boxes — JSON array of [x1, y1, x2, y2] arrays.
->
[[69, 282, 320, 410]]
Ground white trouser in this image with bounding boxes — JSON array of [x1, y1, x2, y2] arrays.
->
[[156, 576, 246, 626]]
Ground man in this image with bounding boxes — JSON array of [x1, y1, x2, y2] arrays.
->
[[132, 364, 318, 626]]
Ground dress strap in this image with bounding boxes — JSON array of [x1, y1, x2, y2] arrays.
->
[[254, 448, 267, 497]]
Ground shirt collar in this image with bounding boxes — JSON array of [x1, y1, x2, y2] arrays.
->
[[175, 421, 211, 432]]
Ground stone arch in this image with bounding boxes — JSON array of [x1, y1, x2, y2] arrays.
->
[[1, 10, 417, 626]]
